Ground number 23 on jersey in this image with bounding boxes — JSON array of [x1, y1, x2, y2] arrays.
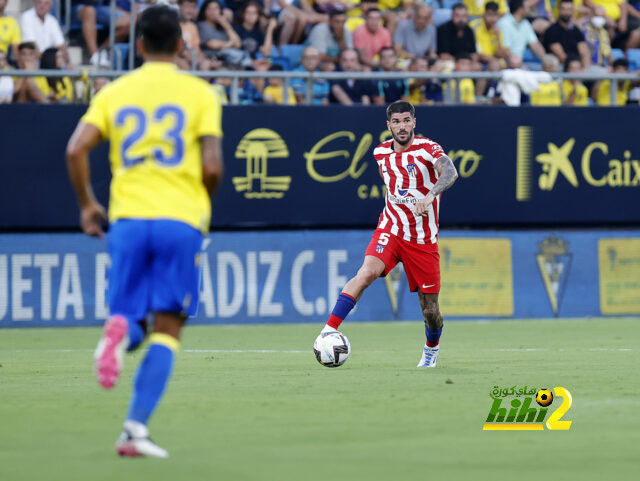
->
[[116, 104, 186, 167]]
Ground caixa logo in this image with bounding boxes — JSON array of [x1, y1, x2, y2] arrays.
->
[[483, 386, 573, 431]]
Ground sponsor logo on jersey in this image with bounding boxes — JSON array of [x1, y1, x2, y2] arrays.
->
[[390, 190, 418, 205]]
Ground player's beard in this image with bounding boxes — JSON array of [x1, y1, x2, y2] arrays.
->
[[392, 128, 414, 146]]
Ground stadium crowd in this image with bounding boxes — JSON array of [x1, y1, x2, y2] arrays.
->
[[1, 0, 640, 105]]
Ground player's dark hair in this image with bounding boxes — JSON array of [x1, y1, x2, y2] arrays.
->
[[613, 58, 629, 69], [386, 100, 415, 120], [485, 1, 499, 12], [563, 55, 581, 72], [269, 64, 284, 71], [18, 41, 37, 52], [139, 6, 181, 55], [197, 0, 223, 22], [366, 7, 381, 15], [559, 0, 573, 5], [329, 7, 347, 18], [452, 3, 467, 12], [456, 51, 472, 61], [508, 0, 524, 13], [178, 0, 197, 4]]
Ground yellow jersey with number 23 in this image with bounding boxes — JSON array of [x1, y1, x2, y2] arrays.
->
[[81, 62, 222, 233]]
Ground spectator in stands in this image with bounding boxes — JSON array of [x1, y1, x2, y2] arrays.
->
[[198, 0, 251, 68], [72, 1, 131, 67], [40, 47, 74, 103], [583, 0, 630, 31], [238, 75, 264, 103], [375, 0, 413, 36], [291, 45, 330, 104], [0, 0, 21, 61], [563, 55, 590, 105], [470, 1, 509, 71], [92, 76, 109, 94], [330, 47, 375, 103], [586, 0, 640, 50], [234, 1, 278, 58], [20, 0, 67, 62], [0, 50, 13, 103], [308, 8, 354, 64], [530, 53, 562, 105], [437, 3, 479, 66], [498, 0, 545, 61], [373, 46, 409, 103], [12, 42, 48, 103], [543, 0, 591, 69], [529, 0, 554, 36], [594, 57, 631, 105], [463, 0, 508, 17], [580, 14, 613, 68], [354, 8, 392, 67], [263, 64, 297, 104], [266, 0, 303, 45], [408, 55, 429, 104], [178, 0, 215, 71], [448, 52, 476, 103], [394, 4, 437, 59]]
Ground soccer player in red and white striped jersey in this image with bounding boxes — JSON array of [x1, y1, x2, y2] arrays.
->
[[321, 100, 459, 367]]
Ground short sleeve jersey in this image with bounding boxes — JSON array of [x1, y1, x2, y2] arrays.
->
[[81, 62, 222, 232], [373, 137, 446, 244]]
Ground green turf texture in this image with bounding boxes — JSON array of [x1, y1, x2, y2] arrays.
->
[[1, 318, 638, 481]]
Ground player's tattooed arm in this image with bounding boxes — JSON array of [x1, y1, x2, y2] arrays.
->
[[431, 155, 459, 196], [415, 155, 458, 217]]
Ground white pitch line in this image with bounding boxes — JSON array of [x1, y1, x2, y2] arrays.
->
[[0, 348, 309, 354], [185, 349, 308, 354], [1, 347, 634, 354], [495, 348, 633, 352]]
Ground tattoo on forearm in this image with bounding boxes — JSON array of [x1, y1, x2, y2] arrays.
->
[[430, 155, 459, 196]]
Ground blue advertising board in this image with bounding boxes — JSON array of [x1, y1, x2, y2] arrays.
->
[[1, 229, 638, 327], [0, 105, 638, 229]]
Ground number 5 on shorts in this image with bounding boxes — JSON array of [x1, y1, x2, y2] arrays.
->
[[378, 233, 390, 245]]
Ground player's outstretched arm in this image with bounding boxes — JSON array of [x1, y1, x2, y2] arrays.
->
[[415, 155, 458, 217], [201, 135, 224, 197], [66, 122, 107, 237]]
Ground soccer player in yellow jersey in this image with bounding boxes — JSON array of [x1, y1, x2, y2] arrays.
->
[[66, 6, 224, 458]]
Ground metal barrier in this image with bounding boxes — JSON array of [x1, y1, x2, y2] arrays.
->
[[3, 68, 639, 105]]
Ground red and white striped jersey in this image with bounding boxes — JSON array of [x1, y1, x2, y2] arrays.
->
[[373, 136, 446, 244]]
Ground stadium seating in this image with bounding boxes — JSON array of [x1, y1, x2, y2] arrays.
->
[[522, 48, 542, 71], [113, 43, 130, 70], [627, 49, 640, 71], [610, 48, 625, 62], [279, 45, 305, 69]]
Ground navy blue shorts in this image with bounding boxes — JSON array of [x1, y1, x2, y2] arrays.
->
[[108, 219, 204, 321]]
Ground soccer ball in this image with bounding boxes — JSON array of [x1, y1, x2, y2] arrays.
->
[[313, 331, 351, 368], [536, 389, 553, 407]]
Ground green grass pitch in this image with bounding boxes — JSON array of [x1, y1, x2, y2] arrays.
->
[[1, 318, 638, 481]]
